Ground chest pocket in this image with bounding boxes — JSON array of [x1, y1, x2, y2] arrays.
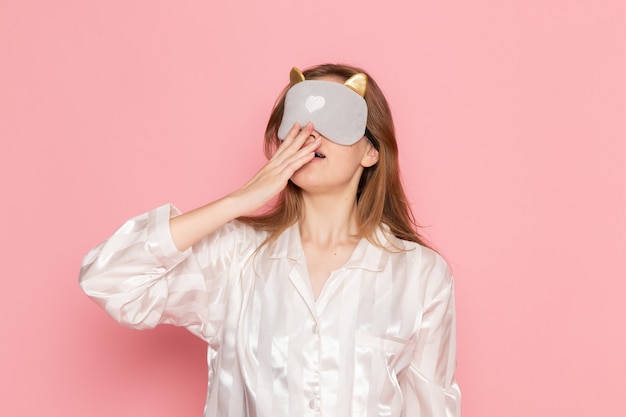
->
[[351, 332, 416, 416], [354, 332, 416, 373]]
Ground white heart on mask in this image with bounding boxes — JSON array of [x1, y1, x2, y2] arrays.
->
[[305, 95, 326, 113]]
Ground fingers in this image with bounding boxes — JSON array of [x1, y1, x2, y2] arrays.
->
[[284, 136, 320, 171], [284, 121, 304, 142], [285, 121, 313, 143], [273, 122, 314, 159], [295, 134, 321, 159], [283, 126, 320, 163], [237, 123, 320, 209], [261, 121, 320, 175]]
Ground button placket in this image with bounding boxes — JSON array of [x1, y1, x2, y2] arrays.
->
[[310, 318, 322, 413]]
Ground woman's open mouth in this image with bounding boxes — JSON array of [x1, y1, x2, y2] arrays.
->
[[314, 152, 325, 158]]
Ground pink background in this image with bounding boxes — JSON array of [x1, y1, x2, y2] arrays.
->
[[1, 0, 625, 416]]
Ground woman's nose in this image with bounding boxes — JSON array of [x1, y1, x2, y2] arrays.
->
[[305, 131, 321, 145]]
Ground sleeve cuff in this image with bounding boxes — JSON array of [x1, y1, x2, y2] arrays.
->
[[147, 204, 192, 268]]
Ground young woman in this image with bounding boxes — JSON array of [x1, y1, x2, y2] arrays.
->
[[80, 63, 461, 417]]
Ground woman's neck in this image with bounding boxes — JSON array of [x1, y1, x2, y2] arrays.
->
[[298, 191, 360, 245]]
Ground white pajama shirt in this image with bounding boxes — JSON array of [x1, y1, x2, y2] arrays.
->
[[80, 204, 461, 417]]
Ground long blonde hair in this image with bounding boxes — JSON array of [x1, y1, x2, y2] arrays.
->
[[238, 63, 429, 249]]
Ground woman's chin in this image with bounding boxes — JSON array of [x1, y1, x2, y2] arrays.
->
[[290, 171, 318, 190]]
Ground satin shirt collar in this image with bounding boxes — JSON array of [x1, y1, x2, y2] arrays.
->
[[266, 222, 401, 273]]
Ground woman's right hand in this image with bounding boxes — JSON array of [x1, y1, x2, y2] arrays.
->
[[169, 122, 320, 252], [233, 122, 320, 214]]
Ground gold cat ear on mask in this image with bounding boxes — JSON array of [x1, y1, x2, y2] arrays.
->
[[289, 67, 306, 86], [344, 73, 367, 97]]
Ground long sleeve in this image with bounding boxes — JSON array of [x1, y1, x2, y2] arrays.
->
[[79, 204, 251, 345], [399, 268, 461, 417]]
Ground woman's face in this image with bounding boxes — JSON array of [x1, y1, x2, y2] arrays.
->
[[285, 75, 379, 196]]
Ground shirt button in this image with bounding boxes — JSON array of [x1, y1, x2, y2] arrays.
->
[[309, 397, 320, 411]]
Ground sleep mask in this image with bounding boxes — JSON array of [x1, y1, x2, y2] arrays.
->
[[277, 67, 368, 145]]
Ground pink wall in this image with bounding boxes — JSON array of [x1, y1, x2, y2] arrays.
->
[[2, 0, 625, 416]]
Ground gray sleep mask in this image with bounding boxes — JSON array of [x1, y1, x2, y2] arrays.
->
[[277, 68, 368, 145]]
